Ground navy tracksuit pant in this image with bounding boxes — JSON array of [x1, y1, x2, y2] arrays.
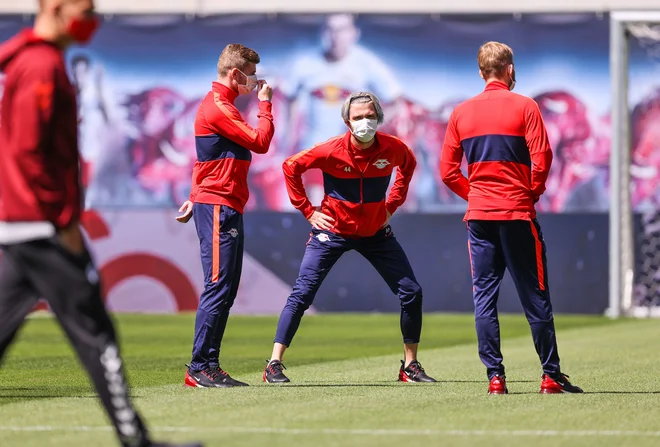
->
[[467, 219, 560, 379], [274, 225, 423, 347], [189, 203, 243, 372]]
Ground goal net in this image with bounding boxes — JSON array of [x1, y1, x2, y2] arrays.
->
[[610, 12, 660, 318]]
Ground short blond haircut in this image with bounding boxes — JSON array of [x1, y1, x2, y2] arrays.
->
[[477, 41, 514, 77], [217, 44, 260, 77]]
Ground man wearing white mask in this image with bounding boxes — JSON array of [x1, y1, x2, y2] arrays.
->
[[263, 92, 435, 384], [176, 43, 274, 388]]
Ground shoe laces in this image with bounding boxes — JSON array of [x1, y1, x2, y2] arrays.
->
[[215, 366, 230, 377], [201, 368, 220, 380], [268, 360, 286, 374], [546, 373, 570, 382], [407, 360, 424, 375]]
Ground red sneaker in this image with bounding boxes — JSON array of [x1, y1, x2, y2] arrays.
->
[[488, 374, 508, 394], [540, 373, 583, 394], [183, 364, 248, 388], [398, 360, 437, 382]]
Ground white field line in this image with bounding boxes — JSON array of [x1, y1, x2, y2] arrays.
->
[[1, 426, 660, 437]]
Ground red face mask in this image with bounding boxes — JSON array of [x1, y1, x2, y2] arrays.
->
[[67, 16, 99, 44]]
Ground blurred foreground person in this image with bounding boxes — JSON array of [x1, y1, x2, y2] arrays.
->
[[0, 1, 202, 445]]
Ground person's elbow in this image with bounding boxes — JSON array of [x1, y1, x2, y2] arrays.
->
[[535, 150, 553, 176], [281, 159, 299, 179], [281, 159, 291, 175], [249, 140, 271, 154], [546, 150, 554, 168], [439, 163, 453, 184]]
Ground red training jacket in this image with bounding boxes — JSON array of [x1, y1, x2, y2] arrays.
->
[[189, 82, 274, 213], [440, 81, 553, 221], [0, 29, 81, 244], [283, 131, 416, 237]]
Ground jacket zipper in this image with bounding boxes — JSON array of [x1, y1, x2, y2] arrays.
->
[[348, 144, 383, 237], [347, 149, 365, 235], [358, 172, 364, 235]]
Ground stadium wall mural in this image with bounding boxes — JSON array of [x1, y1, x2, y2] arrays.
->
[[0, 13, 657, 314]]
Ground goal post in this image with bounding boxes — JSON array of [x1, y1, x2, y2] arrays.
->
[[609, 11, 660, 318]]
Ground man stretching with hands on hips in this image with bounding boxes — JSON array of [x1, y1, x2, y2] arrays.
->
[[263, 92, 436, 384]]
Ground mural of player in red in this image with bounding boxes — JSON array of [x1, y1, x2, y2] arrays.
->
[[631, 88, 660, 209], [428, 99, 468, 209], [139, 96, 201, 206], [86, 86, 187, 206], [126, 87, 187, 203], [534, 91, 595, 211], [379, 97, 426, 211]]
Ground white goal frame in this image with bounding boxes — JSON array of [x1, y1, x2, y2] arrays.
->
[[608, 11, 660, 318]]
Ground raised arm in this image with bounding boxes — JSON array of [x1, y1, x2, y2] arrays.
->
[[208, 98, 274, 154]]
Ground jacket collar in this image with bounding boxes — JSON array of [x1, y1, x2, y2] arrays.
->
[[484, 80, 510, 92], [211, 81, 238, 104], [342, 130, 382, 153]]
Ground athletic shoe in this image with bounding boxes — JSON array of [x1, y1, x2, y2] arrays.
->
[[488, 374, 508, 394], [263, 359, 290, 383], [398, 360, 437, 382], [540, 373, 584, 394], [214, 366, 249, 387], [184, 365, 248, 388], [184, 366, 221, 388]]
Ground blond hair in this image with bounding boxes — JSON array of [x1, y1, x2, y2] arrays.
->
[[217, 44, 260, 77], [477, 41, 514, 77]]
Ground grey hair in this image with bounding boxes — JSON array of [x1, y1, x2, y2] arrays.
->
[[341, 92, 384, 124]]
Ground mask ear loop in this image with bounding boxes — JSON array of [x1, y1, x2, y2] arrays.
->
[[508, 64, 516, 90], [235, 69, 245, 86]]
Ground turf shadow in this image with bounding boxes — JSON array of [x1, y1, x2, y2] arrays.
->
[[0, 386, 140, 403], [0, 395, 97, 399], [503, 391, 660, 395], [268, 383, 427, 388], [583, 391, 660, 394], [436, 380, 536, 384], [263, 380, 537, 387]]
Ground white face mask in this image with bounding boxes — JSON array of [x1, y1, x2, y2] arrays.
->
[[508, 67, 516, 91], [350, 118, 378, 143], [236, 69, 258, 95]]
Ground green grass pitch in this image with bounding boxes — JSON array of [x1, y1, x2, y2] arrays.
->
[[1, 313, 659, 447]]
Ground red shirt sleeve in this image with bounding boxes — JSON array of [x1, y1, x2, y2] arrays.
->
[[188, 161, 200, 202], [282, 146, 327, 219], [386, 142, 417, 215], [440, 111, 470, 201], [525, 100, 553, 199], [208, 99, 274, 154]]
